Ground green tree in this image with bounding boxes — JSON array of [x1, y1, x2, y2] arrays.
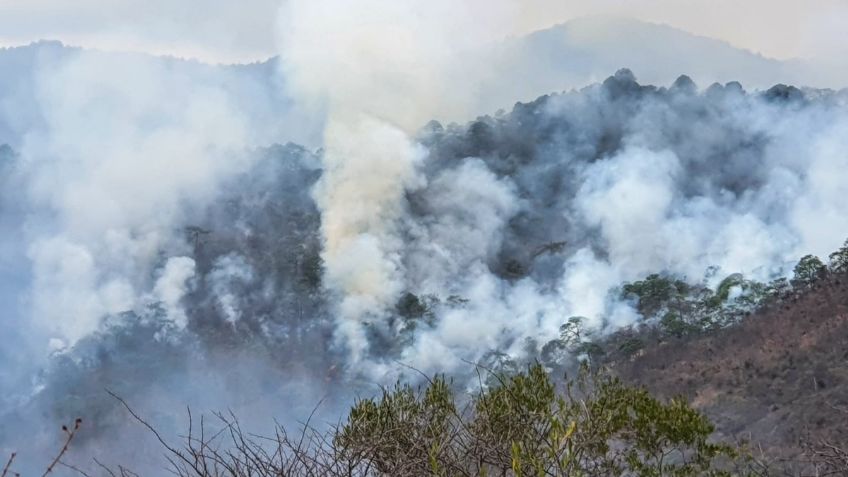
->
[[792, 255, 826, 288], [765, 277, 790, 297], [336, 376, 457, 476], [661, 312, 699, 338], [622, 274, 691, 318], [828, 239, 848, 274], [559, 316, 587, 345]]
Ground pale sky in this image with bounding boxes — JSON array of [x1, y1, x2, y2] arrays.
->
[[0, 0, 846, 63]]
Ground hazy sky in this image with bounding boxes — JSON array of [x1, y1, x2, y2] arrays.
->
[[0, 0, 846, 63]]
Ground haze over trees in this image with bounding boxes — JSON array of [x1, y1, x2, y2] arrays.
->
[[1, 30, 848, 474]]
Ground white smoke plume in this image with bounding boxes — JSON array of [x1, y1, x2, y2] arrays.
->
[[150, 256, 197, 329], [277, 0, 524, 364], [313, 115, 425, 360]]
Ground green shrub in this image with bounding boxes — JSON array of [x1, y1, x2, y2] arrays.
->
[[337, 364, 740, 476]]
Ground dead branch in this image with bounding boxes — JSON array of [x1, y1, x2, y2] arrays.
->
[[1, 453, 15, 477], [43, 418, 82, 476]]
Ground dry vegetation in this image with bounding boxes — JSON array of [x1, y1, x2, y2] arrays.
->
[[610, 264, 848, 474]]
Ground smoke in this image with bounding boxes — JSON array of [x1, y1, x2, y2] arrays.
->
[[274, 0, 848, 381], [276, 0, 522, 129], [0, 44, 330, 472], [300, 68, 848, 378], [312, 115, 426, 361], [208, 254, 256, 325], [1, 2, 848, 472], [150, 256, 197, 329], [20, 48, 253, 343], [276, 0, 525, 366]]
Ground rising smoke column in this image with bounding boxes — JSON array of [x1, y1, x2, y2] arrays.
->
[[312, 115, 425, 361], [276, 0, 524, 364]]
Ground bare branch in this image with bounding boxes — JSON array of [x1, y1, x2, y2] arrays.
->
[[43, 418, 82, 476]]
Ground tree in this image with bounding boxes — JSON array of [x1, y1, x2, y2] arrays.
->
[[337, 376, 457, 476], [621, 274, 691, 318], [792, 255, 826, 288], [828, 239, 848, 274], [661, 311, 699, 338], [395, 292, 430, 321], [559, 316, 587, 346], [541, 316, 597, 366], [765, 277, 790, 298]]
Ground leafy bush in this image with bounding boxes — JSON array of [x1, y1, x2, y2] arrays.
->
[[337, 376, 457, 475], [337, 364, 740, 476]]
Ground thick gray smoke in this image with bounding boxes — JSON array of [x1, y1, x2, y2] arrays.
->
[[0, 42, 333, 471], [384, 71, 848, 376], [1, 36, 848, 477]]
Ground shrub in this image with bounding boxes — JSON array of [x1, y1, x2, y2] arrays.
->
[[336, 364, 740, 476]]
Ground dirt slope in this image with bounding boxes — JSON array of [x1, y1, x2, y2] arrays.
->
[[613, 275, 848, 460]]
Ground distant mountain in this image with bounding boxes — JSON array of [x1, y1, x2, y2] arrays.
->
[[0, 41, 324, 148], [2, 20, 842, 147], [473, 16, 839, 112]]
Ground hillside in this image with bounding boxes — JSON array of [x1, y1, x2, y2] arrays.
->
[[5, 1, 848, 474], [613, 272, 848, 467], [2, 60, 848, 471], [484, 16, 786, 106]]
